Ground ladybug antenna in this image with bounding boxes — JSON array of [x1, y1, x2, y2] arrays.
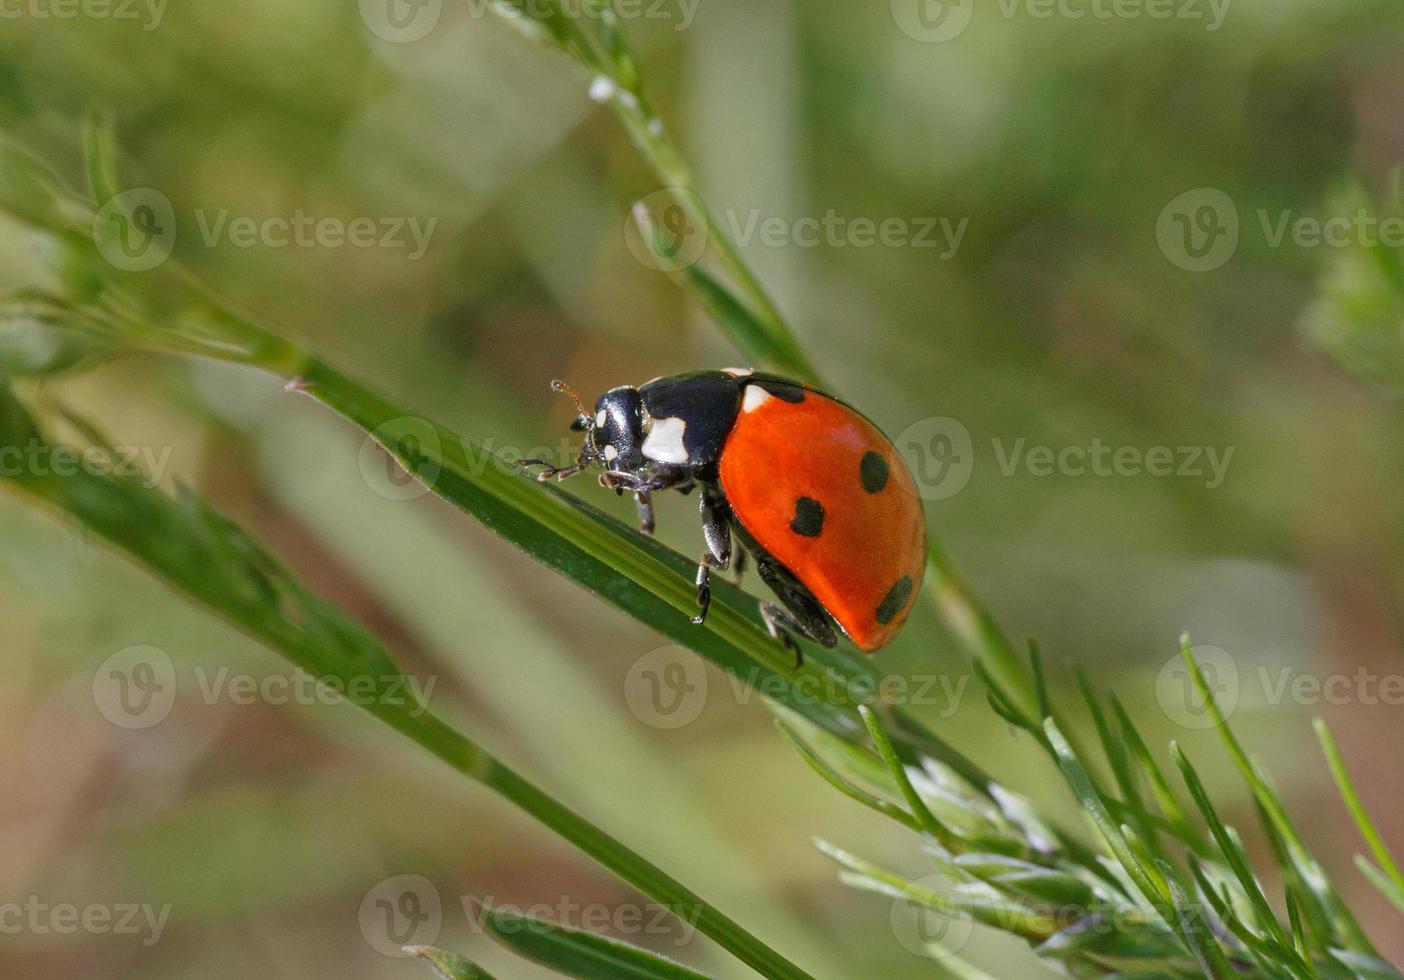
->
[[515, 379, 599, 482], [550, 379, 594, 430]]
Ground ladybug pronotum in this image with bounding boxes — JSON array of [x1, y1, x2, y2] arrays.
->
[[518, 369, 926, 659]]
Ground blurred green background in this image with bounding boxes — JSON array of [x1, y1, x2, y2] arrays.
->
[[3, 1, 1404, 977]]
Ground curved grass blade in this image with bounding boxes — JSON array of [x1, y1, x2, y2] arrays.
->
[[406, 946, 499, 980], [858, 705, 960, 851], [1178, 637, 1376, 955], [812, 838, 1059, 941], [289, 357, 983, 783], [1356, 858, 1404, 917], [773, 720, 922, 833], [1168, 742, 1296, 960], [476, 902, 713, 980], [0, 382, 814, 980], [1314, 718, 1404, 912]]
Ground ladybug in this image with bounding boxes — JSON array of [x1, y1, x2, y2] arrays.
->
[[518, 369, 926, 658]]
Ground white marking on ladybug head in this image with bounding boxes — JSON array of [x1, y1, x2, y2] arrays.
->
[[603, 444, 618, 462], [723, 367, 754, 377], [741, 384, 773, 413], [641, 416, 689, 464], [595, 409, 607, 428]]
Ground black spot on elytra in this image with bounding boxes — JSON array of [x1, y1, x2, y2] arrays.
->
[[790, 497, 825, 537], [860, 451, 889, 493], [875, 575, 914, 625], [756, 379, 806, 403]]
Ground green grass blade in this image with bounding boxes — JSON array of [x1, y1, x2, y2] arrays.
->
[[813, 839, 1058, 941], [1169, 741, 1296, 957], [1162, 864, 1239, 980], [478, 903, 713, 980], [1076, 672, 1137, 809], [858, 705, 960, 850], [80, 110, 121, 207], [1108, 693, 1202, 850], [289, 358, 983, 779], [0, 382, 815, 980], [774, 720, 921, 832], [1179, 637, 1376, 954], [406, 945, 499, 980], [1187, 858, 1299, 978], [1315, 718, 1404, 903], [1042, 718, 1208, 961], [1356, 858, 1404, 916]]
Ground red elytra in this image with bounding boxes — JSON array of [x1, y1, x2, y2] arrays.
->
[[719, 385, 926, 652]]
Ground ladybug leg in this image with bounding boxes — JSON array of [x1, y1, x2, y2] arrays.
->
[[759, 604, 804, 666], [729, 545, 747, 586], [754, 557, 838, 666], [690, 487, 732, 626], [634, 490, 655, 536]]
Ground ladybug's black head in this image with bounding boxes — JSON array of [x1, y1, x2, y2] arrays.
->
[[586, 386, 645, 472], [517, 379, 645, 483]]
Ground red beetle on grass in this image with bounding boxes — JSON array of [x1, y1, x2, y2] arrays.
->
[[518, 369, 926, 659]]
